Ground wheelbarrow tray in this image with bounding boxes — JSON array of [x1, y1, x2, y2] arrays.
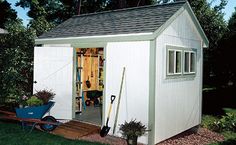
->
[[15, 101, 55, 119]]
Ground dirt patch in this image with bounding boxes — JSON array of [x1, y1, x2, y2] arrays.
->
[[80, 128, 224, 145]]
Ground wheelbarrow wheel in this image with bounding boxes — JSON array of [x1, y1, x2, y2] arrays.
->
[[40, 116, 57, 131]]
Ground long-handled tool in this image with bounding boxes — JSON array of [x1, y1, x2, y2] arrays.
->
[[100, 95, 116, 137], [113, 67, 126, 134]]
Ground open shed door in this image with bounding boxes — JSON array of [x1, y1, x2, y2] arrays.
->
[[33, 46, 74, 119]]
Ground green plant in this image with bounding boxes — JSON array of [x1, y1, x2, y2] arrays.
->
[[120, 119, 147, 145], [34, 89, 55, 104], [201, 115, 219, 129], [223, 108, 236, 115], [17, 95, 29, 106], [26, 96, 43, 107], [210, 113, 236, 132]]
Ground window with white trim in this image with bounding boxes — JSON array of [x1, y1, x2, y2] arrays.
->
[[166, 45, 197, 77], [184, 51, 196, 74], [167, 49, 182, 75]]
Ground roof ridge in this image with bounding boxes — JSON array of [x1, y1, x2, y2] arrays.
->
[[72, 1, 186, 18]]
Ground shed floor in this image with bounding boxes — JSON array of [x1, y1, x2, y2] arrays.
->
[[75, 105, 102, 125]]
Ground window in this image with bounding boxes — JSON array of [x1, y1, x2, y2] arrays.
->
[[184, 51, 196, 74], [167, 49, 182, 75], [166, 45, 197, 77]]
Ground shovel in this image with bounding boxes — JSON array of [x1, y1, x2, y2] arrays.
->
[[100, 95, 116, 137]]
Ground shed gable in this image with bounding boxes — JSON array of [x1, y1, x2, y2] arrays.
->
[[163, 10, 202, 42]]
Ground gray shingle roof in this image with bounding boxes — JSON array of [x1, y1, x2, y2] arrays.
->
[[39, 1, 186, 39]]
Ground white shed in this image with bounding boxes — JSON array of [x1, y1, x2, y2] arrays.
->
[[34, 1, 208, 144]]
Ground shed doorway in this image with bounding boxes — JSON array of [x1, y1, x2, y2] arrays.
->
[[75, 48, 104, 125]]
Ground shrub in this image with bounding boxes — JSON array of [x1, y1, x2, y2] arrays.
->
[[211, 113, 236, 132], [201, 115, 219, 129]]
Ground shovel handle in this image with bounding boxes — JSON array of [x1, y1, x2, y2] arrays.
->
[[106, 95, 115, 126], [111, 95, 116, 104]]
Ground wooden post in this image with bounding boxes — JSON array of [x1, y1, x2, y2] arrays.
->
[[77, 0, 81, 15], [113, 67, 126, 134]]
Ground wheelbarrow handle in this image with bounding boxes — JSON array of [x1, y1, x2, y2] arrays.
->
[[111, 95, 116, 104]]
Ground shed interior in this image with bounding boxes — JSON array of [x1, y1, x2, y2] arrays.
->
[[75, 48, 104, 125]]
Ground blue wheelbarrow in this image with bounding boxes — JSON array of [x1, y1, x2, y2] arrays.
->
[[0, 101, 60, 132]]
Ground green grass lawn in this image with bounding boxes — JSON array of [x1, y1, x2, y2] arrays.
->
[[0, 121, 106, 145]]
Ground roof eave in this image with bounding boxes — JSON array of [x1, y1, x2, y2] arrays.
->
[[35, 32, 154, 45]]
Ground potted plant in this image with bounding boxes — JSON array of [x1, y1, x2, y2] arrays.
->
[[15, 89, 56, 119], [119, 119, 147, 145]]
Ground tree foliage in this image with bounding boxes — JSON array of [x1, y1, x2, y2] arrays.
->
[[16, 0, 108, 25], [105, 0, 154, 10], [188, 0, 227, 86], [228, 8, 236, 36], [16, 0, 155, 25], [29, 16, 55, 36], [0, 0, 17, 28], [0, 20, 36, 101], [189, 0, 227, 48], [215, 8, 236, 88]]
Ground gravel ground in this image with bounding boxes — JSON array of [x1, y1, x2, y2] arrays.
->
[[80, 128, 224, 145], [157, 128, 224, 145]]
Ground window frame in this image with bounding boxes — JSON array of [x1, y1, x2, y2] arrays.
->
[[166, 45, 197, 78], [167, 48, 182, 76], [183, 50, 196, 74]]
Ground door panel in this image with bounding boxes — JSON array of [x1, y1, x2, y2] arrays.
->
[[33, 46, 73, 119]]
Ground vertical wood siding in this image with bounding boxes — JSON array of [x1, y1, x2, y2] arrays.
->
[[155, 10, 203, 143], [105, 41, 150, 144], [33, 47, 73, 119]]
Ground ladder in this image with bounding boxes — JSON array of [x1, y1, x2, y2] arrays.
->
[[76, 51, 86, 114]]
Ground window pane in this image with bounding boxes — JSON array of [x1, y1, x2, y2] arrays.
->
[[190, 52, 195, 72], [176, 51, 181, 73], [168, 51, 174, 73], [184, 52, 189, 73]]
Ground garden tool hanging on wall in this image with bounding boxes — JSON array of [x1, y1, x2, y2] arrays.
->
[[91, 49, 94, 78], [86, 48, 91, 88]]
